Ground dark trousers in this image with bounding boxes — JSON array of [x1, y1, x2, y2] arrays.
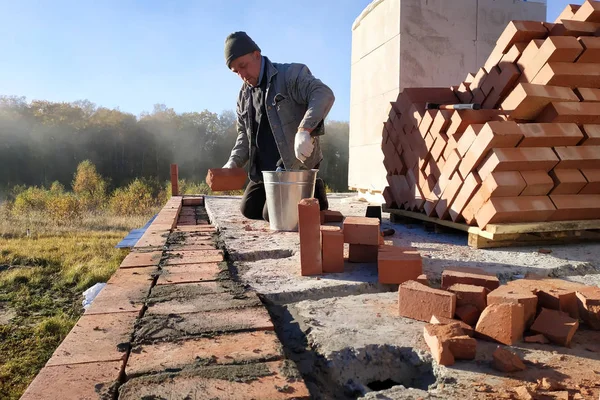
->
[[240, 178, 328, 221]]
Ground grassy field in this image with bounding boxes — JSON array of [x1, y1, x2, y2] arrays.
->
[[0, 210, 155, 399]]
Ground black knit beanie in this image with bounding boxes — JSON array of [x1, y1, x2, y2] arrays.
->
[[224, 32, 261, 68]]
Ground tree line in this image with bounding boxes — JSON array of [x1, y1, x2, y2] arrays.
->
[[0, 96, 350, 199]]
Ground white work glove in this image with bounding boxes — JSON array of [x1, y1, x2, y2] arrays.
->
[[222, 159, 237, 169], [294, 129, 314, 162]]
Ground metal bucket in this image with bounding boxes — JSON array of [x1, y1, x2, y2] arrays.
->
[[263, 169, 318, 231]]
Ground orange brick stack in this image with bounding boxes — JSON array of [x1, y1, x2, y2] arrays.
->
[[382, 0, 600, 229]]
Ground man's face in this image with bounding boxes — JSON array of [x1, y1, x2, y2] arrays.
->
[[230, 51, 261, 86]]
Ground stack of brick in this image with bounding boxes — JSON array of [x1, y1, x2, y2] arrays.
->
[[398, 266, 600, 365], [381, 0, 600, 229]]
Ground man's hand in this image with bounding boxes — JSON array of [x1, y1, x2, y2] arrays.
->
[[222, 159, 237, 169], [294, 129, 314, 162]]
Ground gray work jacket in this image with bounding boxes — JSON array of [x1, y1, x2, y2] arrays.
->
[[226, 56, 335, 183]]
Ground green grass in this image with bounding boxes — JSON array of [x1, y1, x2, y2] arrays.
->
[[0, 211, 153, 399]]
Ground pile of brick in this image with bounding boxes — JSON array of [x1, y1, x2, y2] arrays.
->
[[298, 200, 425, 284], [397, 266, 600, 367], [382, 0, 600, 229]]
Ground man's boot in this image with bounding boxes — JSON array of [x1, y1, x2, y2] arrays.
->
[[314, 178, 329, 211]]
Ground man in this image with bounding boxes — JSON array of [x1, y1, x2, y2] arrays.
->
[[221, 31, 335, 221]]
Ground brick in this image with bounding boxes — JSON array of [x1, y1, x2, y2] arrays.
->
[[524, 334, 550, 344], [481, 171, 527, 198], [422, 323, 464, 366], [533, 63, 600, 89], [549, 169, 587, 194], [182, 196, 204, 206], [378, 246, 422, 284], [46, 312, 138, 366], [518, 123, 583, 147], [321, 226, 344, 273], [572, 0, 600, 23], [554, 145, 600, 169], [84, 281, 146, 315], [499, 43, 528, 69], [120, 251, 162, 268], [455, 82, 472, 104], [520, 36, 583, 83], [446, 110, 507, 139], [492, 347, 526, 372], [298, 198, 322, 276], [475, 196, 556, 228], [549, 194, 600, 221], [502, 84, 579, 121], [430, 315, 474, 337], [581, 124, 600, 145], [475, 303, 525, 345], [126, 331, 282, 377], [458, 121, 523, 178], [487, 285, 538, 328], [348, 244, 378, 263], [343, 216, 380, 245], [119, 361, 309, 399], [320, 210, 344, 223], [434, 172, 463, 220], [495, 21, 548, 55], [461, 187, 488, 225], [157, 263, 221, 285], [449, 173, 481, 222], [477, 147, 559, 182], [481, 63, 521, 110], [441, 267, 500, 291], [577, 36, 600, 64], [205, 167, 247, 192], [147, 291, 261, 315], [531, 308, 579, 347], [550, 19, 600, 37], [417, 274, 429, 286], [398, 280, 456, 322], [580, 169, 600, 194], [20, 361, 122, 400], [448, 284, 488, 312], [520, 170, 554, 196], [164, 250, 223, 265], [470, 68, 488, 95], [516, 39, 545, 74], [446, 335, 476, 361], [507, 277, 581, 319], [576, 286, 600, 329], [456, 124, 482, 157], [456, 304, 481, 326]]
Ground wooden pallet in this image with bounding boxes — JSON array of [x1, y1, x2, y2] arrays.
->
[[382, 206, 600, 249]]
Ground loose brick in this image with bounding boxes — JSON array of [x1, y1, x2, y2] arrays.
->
[[417, 274, 429, 286], [575, 286, 600, 329], [430, 110, 454, 136], [456, 124, 482, 157], [461, 187, 489, 225], [422, 323, 465, 366], [475, 196, 556, 228], [378, 246, 422, 284], [487, 285, 538, 328], [430, 315, 474, 337], [549, 194, 600, 221], [507, 277, 581, 319], [549, 169, 587, 194], [533, 63, 600, 89], [520, 36, 583, 82], [399, 280, 456, 322], [455, 304, 480, 326], [502, 83, 579, 121], [321, 226, 344, 273], [348, 244, 378, 263], [343, 216, 380, 245], [576, 36, 600, 63], [572, 0, 600, 23], [481, 63, 521, 110], [441, 267, 500, 291], [182, 196, 204, 206], [495, 21, 548, 55], [492, 347, 526, 372], [554, 145, 600, 169], [575, 87, 600, 103], [20, 361, 122, 400], [418, 109, 436, 138], [524, 334, 550, 344], [448, 284, 488, 312], [298, 198, 322, 276], [320, 210, 344, 223], [446, 335, 477, 361], [475, 303, 525, 345], [518, 123, 583, 147], [580, 169, 600, 194], [146, 290, 261, 315], [84, 281, 147, 315], [581, 125, 600, 145], [455, 81, 473, 104], [520, 170, 555, 195], [449, 172, 482, 222], [164, 250, 224, 265], [205, 167, 247, 192], [531, 308, 579, 347]]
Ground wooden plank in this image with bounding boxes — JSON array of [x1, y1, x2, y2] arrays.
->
[[382, 206, 475, 233], [485, 219, 600, 235], [470, 230, 600, 249]]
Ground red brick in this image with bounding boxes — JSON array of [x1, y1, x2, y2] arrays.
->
[[348, 244, 378, 263], [126, 331, 282, 377], [119, 361, 309, 399], [533, 63, 600, 89], [20, 361, 123, 400], [449, 173, 481, 222], [430, 315, 474, 337], [554, 4, 581, 22], [156, 263, 221, 285], [572, 0, 600, 23], [575, 87, 600, 103], [430, 133, 448, 162], [447, 335, 477, 361], [378, 246, 422, 284], [320, 210, 344, 223], [448, 284, 488, 312], [481, 171, 527, 198], [516, 39, 545, 74], [164, 250, 223, 265], [495, 20, 548, 55], [434, 172, 463, 219], [483, 46, 505, 74], [520, 36, 583, 82], [383, 186, 397, 208], [470, 68, 488, 96], [492, 347, 526, 372], [446, 110, 507, 138], [581, 124, 600, 145], [580, 169, 600, 194], [550, 19, 600, 36], [458, 121, 523, 178], [455, 81, 473, 103], [455, 304, 480, 326], [576, 36, 600, 63], [343, 216, 380, 245], [298, 198, 322, 276], [487, 285, 538, 328], [554, 145, 600, 169], [442, 135, 458, 162], [441, 267, 500, 291], [575, 286, 600, 329], [84, 282, 146, 316], [134, 229, 170, 249], [456, 124, 482, 157], [461, 187, 488, 225], [46, 312, 138, 366], [518, 123, 583, 147], [549, 194, 600, 221], [320, 226, 344, 273], [418, 109, 436, 138], [120, 251, 162, 269], [502, 84, 579, 121], [429, 110, 454, 136], [549, 169, 587, 194], [506, 277, 581, 319], [147, 290, 261, 315], [422, 323, 464, 366], [398, 280, 456, 322], [477, 147, 559, 182], [520, 170, 555, 195], [499, 42, 528, 69], [531, 308, 579, 347], [205, 167, 247, 192], [475, 303, 525, 345], [481, 63, 521, 110], [387, 175, 411, 208], [524, 334, 550, 344], [475, 196, 556, 228], [417, 274, 429, 286]]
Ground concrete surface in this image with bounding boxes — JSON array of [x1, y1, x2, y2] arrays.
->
[[205, 193, 600, 399]]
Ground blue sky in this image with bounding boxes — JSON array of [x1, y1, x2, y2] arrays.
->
[[0, 1, 581, 122]]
